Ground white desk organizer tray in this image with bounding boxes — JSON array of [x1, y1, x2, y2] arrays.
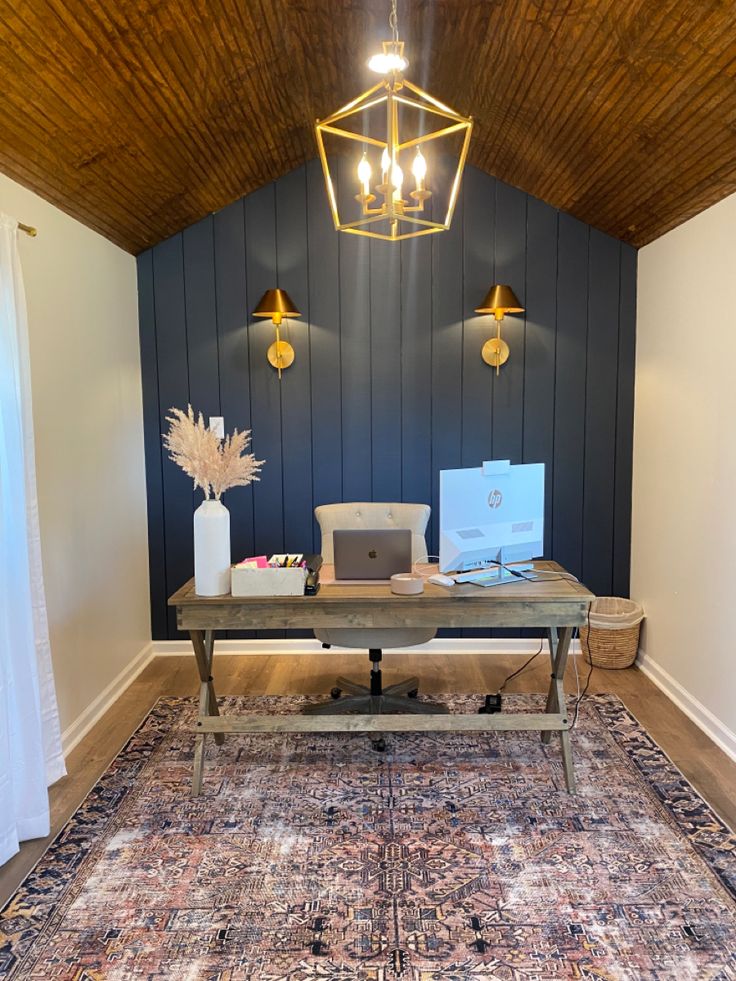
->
[[230, 565, 307, 597]]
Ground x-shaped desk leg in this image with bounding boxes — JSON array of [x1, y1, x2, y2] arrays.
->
[[541, 625, 576, 793], [191, 629, 224, 796]]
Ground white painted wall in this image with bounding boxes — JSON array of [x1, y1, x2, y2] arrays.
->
[[632, 191, 736, 754], [0, 173, 150, 745]]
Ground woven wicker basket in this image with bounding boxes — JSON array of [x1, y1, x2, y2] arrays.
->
[[580, 597, 644, 669]]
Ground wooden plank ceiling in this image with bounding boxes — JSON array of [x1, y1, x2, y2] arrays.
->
[[2, 0, 735, 254]]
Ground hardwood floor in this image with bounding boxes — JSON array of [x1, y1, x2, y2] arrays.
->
[[2, 650, 735, 907]]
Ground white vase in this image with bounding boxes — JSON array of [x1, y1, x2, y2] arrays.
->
[[193, 499, 231, 596]]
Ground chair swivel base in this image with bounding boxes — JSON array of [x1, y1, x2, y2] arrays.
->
[[303, 673, 450, 717]]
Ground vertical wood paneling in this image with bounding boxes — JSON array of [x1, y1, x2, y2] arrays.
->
[[524, 197, 558, 557], [151, 234, 191, 637], [245, 183, 284, 558], [183, 216, 219, 417], [552, 213, 589, 580], [139, 163, 637, 640], [401, 236, 432, 512], [307, 158, 342, 540], [462, 166, 495, 468], [430, 186, 464, 558], [583, 230, 621, 596], [613, 244, 637, 596], [462, 167, 496, 638], [431, 187, 464, 638], [370, 239, 402, 502], [492, 182, 527, 463], [492, 183, 528, 638], [214, 198, 254, 640], [338, 156, 373, 503], [521, 197, 558, 638], [277, 166, 313, 555], [136, 248, 167, 640], [214, 198, 254, 568]]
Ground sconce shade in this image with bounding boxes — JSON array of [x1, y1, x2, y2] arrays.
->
[[252, 289, 301, 319], [475, 284, 524, 315]]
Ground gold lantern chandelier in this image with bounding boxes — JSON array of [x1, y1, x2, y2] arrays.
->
[[315, 0, 472, 242]]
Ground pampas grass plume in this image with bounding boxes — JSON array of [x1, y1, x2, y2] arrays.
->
[[163, 405, 264, 500]]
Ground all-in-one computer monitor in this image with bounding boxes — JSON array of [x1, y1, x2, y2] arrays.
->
[[439, 460, 544, 574]]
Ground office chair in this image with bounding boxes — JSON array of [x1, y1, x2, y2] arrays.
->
[[304, 502, 447, 732]]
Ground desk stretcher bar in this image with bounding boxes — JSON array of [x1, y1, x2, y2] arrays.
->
[[196, 712, 570, 734]]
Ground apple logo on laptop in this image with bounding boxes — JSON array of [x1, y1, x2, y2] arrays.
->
[[368, 549, 377, 558]]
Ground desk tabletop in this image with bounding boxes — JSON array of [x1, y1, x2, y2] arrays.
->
[[169, 561, 594, 631]]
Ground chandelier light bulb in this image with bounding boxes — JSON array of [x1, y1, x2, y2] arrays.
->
[[381, 147, 391, 180], [411, 148, 427, 188], [357, 153, 372, 195], [368, 51, 408, 74]]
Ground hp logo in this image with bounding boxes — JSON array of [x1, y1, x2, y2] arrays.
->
[[487, 489, 503, 509]]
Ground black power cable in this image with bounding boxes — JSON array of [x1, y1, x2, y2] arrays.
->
[[470, 562, 593, 719], [498, 639, 545, 694], [478, 637, 545, 713]]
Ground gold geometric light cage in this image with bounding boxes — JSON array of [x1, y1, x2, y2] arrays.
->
[[315, 39, 472, 242]]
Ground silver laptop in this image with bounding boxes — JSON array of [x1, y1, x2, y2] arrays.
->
[[333, 529, 413, 580]]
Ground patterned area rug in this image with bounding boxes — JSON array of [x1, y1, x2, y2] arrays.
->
[[1, 694, 735, 980]]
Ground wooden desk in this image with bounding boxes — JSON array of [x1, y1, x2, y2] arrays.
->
[[169, 561, 594, 796]]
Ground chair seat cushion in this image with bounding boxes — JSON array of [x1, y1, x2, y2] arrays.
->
[[314, 627, 436, 650]]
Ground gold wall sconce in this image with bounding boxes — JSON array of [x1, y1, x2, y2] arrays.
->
[[475, 284, 525, 375], [252, 289, 301, 379]]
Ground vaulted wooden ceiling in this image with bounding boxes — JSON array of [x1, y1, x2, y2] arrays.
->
[[2, 0, 735, 254]]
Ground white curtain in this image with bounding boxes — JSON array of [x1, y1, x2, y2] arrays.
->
[[0, 214, 65, 867]]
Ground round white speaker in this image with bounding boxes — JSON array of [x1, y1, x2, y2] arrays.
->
[[390, 573, 425, 596]]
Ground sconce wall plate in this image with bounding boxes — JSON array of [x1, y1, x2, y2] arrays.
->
[[482, 337, 510, 369], [267, 340, 295, 372]]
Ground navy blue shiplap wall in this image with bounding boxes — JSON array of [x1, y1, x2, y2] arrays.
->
[[138, 161, 637, 640]]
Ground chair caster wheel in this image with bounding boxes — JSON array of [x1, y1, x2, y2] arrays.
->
[[330, 687, 342, 700], [407, 688, 419, 699], [372, 737, 387, 753]]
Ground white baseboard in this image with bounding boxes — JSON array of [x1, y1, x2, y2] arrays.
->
[[151, 637, 581, 656], [57, 637, 736, 772], [58, 637, 576, 760], [60, 642, 155, 757], [637, 651, 736, 764]]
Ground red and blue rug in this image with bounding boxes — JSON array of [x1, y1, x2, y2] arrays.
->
[[1, 693, 735, 979]]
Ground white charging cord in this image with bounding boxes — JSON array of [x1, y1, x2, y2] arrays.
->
[[573, 627, 581, 701], [413, 555, 440, 578]]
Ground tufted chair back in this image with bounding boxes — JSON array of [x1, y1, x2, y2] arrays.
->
[[312, 502, 436, 651], [315, 502, 430, 565]]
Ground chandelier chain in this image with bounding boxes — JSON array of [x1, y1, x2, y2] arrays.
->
[[389, 0, 399, 43]]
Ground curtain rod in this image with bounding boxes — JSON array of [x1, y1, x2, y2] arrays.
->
[[18, 221, 37, 237]]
